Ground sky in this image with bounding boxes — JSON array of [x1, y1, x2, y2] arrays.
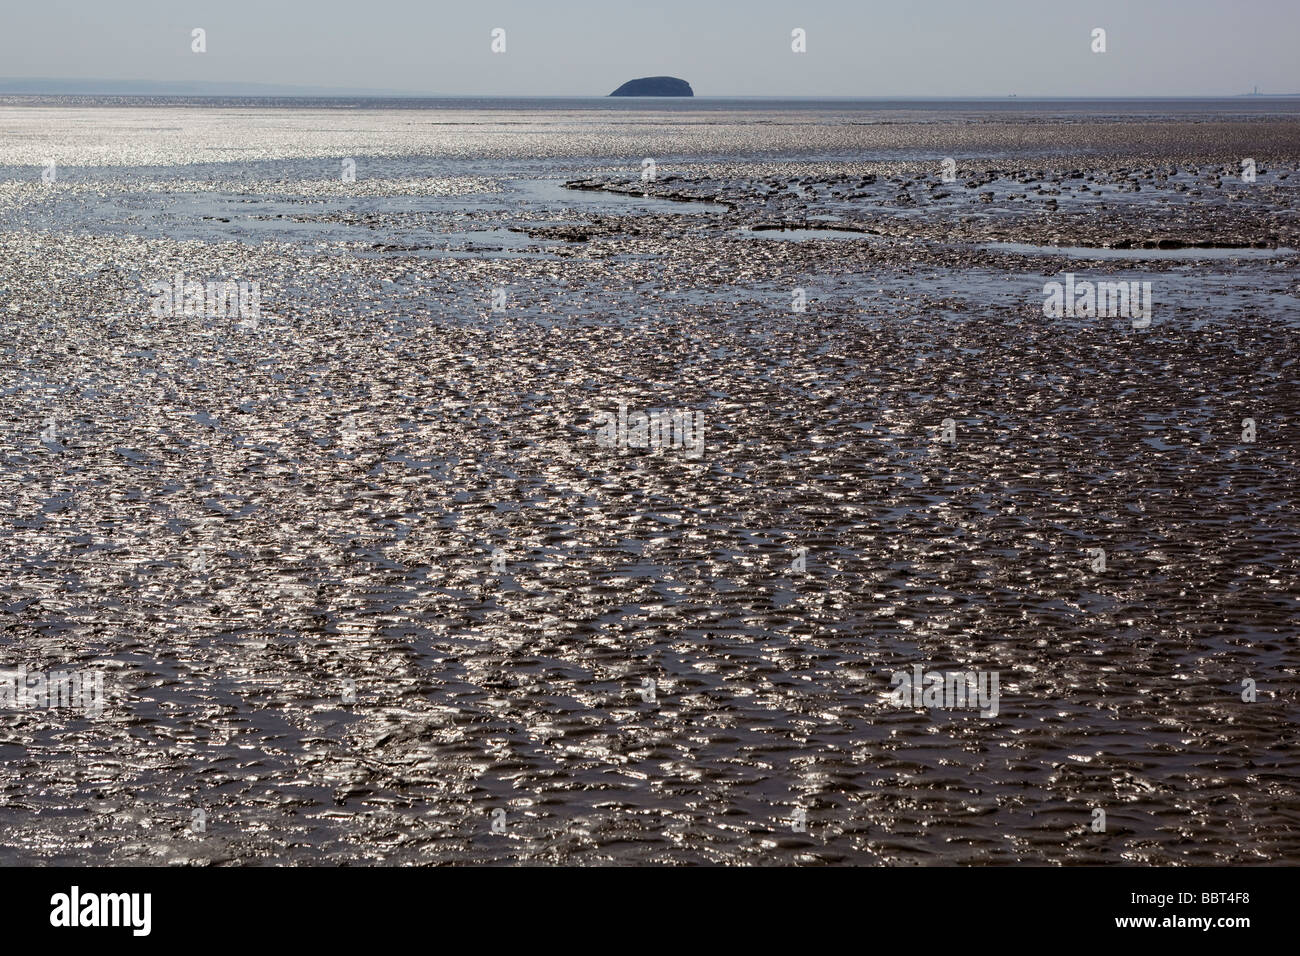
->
[[1, 0, 1297, 97]]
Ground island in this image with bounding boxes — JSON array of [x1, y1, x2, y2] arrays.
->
[[609, 76, 694, 97]]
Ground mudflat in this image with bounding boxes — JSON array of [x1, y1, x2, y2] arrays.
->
[[1, 99, 1297, 864]]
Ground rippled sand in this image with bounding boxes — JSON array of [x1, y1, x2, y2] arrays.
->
[[0, 105, 1297, 865]]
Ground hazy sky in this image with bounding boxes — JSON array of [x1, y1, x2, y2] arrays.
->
[[3, 0, 1297, 97]]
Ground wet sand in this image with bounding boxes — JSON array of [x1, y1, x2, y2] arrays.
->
[[0, 103, 1297, 864]]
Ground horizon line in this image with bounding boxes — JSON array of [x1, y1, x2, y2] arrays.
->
[[2, 91, 1298, 102], [1, 78, 1297, 100]]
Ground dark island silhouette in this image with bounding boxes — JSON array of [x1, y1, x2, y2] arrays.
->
[[609, 76, 693, 97]]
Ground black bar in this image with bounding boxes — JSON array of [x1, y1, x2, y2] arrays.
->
[[3, 866, 1277, 942]]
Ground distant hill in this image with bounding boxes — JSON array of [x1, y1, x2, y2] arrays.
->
[[609, 77, 693, 97]]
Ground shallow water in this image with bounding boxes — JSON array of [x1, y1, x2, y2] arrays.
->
[[979, 241, 1297, 260]]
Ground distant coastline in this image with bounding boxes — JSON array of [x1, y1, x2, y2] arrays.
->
[[1, 78, 1298, 99]]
